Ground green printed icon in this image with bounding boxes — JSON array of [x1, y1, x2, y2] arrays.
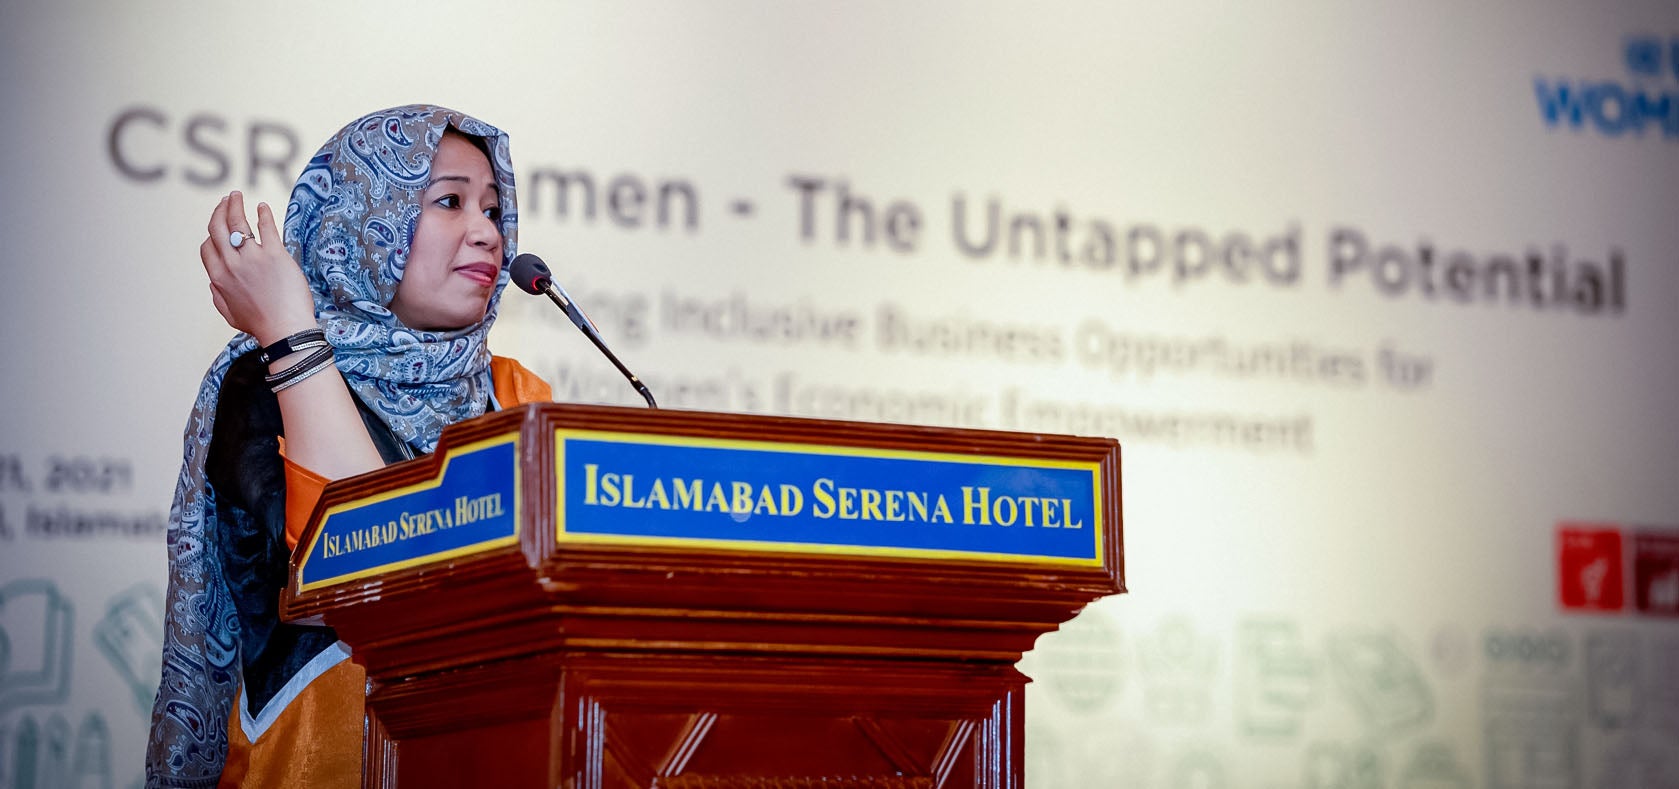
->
[[73, 714, 112, 789], [1305, 742, 1383, 789], [1482, 627, 1571, 673], [1479, 626, 1581, 789], [1138, 617, 1218, 724], [1325, 629, 1432, 734], [0, 580, 74, 713], [1397, 742, 1471, 789], [41, 715, 68, 789], [1029, 606, 1125, 716], [1236, 619, 1319, 739], [1167, 748, 1227, 789], [3, 712, 113, 789], [92, 585, 163, 717], [1481, 680, 1580, 789], [8, 717, 36, 789], [1584, 630, 1639, 729], [1649, 636, 1679, 734]]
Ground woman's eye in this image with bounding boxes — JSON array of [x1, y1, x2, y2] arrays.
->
[[483, 205, 502, 221], [434, 194, 461, 209]]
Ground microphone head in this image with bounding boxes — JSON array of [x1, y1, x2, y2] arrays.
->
[[510, 253, 553, 295]]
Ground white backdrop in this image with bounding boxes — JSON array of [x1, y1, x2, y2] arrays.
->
[[2, 1, 1677, 786]]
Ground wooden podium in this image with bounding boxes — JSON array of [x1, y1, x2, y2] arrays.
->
[[282, 404, 1123, 788]]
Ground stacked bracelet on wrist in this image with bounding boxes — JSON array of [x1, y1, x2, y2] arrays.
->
[[259, 328, 335, 393], [258, 328, 328, 365], [264, 345, 336, 393]]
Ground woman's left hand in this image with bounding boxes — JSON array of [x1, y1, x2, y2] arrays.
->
[[200, 191, 318, 345]]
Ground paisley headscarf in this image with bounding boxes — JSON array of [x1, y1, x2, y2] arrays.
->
[[146, 105, 518, 786]]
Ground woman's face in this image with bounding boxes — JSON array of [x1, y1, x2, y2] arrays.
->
[[388, 131, 504, 331]]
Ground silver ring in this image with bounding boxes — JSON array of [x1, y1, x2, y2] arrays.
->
[[229, 230, 252, 249]]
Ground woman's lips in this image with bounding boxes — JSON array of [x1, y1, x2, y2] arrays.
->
[[455, 262, 498, 286]]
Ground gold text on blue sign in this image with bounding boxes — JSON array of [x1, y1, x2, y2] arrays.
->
[[320, 492, 506, 559], [582, 465, 1083, 528]]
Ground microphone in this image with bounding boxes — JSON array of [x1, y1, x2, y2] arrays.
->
[[510, 253, 658, 408]]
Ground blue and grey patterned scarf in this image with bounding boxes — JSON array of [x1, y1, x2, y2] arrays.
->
[[146, 105, 519, 786]]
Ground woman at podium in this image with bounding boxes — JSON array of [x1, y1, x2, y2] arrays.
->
[[147, 105, 551, 788]]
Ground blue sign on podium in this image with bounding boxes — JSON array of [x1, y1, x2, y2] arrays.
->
[[296, 426, 1107, 592], [296, 435, 521, 592], [553, 430, 1104, 566]]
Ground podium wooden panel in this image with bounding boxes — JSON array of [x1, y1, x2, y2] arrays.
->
[[283, 404, 1123, 788]]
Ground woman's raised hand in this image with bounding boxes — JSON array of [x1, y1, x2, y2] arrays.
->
[[200, 191, 317, 345]]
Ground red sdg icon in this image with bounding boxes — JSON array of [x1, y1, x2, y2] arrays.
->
[[1633, 529, 1679, 617], [1556, 524, 1624, 613]]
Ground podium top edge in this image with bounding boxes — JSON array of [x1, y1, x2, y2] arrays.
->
[[512, 402, 1121, 454]]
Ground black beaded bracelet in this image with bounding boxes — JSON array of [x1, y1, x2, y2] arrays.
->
[[258, 328, 328, 365], [264, 345, 336, 393]]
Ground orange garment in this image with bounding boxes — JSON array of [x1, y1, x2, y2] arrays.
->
[[225, 356, 550, 788], [281, 356, 552, 550], [219, 656, 364, 789]]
